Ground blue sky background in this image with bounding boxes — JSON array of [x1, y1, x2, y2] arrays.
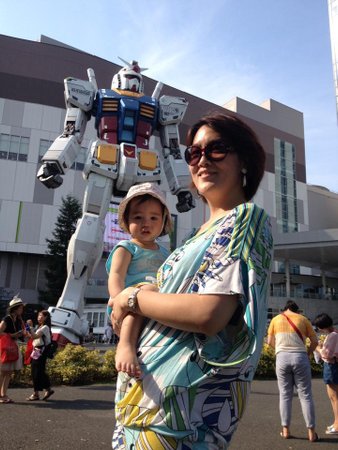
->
[[1, 0, 337, 192]]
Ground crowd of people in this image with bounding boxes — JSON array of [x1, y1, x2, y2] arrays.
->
[[0, 297, 55, 403], [0, 112, 337, 448]]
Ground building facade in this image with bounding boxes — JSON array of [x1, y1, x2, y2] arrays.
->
[[0, 34, 337, 337]]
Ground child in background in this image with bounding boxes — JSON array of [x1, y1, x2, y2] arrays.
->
[[106, 183, 172, 377], [312, 313, 338, 435]]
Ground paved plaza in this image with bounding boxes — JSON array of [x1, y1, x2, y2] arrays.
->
[[1, 378, 338, 449]]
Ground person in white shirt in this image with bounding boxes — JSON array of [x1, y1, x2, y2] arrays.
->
[[26, 310, 55, 401]]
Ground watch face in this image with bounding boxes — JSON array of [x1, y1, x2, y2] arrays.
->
[[128, 288, 140, 310], [128, 296, 135, 309]]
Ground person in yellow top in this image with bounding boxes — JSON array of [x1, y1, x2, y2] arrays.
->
[[267, 300, 319, 442]]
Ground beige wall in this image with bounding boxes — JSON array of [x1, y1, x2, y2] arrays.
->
[[307, 185, 338, 230]]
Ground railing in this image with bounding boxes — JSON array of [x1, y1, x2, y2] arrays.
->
[[270, 290, 338, 301]]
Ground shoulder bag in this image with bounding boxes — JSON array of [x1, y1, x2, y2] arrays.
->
[[282, 313, 304, 343]]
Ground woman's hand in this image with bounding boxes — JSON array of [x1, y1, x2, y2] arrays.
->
[[111, 287, 135, 333]]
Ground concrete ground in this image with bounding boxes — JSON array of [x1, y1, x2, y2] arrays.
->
[[1, 378, 338, 449]]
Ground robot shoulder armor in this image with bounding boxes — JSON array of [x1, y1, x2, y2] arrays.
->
[[158, 95, 188, 125], [64, 77, 96, 112]]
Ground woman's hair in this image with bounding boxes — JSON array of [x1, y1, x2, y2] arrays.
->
[[312, 313, 333, 330], [282, 300, 299, 313], [186, 113, 266, 201], [39, 310, 52, 329]]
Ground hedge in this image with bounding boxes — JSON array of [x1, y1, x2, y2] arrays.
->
[[11, 344, 117, 387], [11, 339, 324, 387]]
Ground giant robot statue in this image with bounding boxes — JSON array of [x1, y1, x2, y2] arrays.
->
[[37, 58, 194, 345]]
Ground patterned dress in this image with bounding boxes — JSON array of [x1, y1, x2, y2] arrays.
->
[[112, 203, 273, 449]]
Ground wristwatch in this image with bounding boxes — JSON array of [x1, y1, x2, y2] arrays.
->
[[127, 287, 141, 311]]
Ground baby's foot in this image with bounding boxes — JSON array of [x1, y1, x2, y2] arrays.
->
[[115, 343, 141, 378]]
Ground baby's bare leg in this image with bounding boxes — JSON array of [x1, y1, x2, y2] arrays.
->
[[115, 313, 143, 378]]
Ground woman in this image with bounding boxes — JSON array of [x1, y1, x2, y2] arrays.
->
[[26, 310, 54, 401], [111, 113, 273, 449], [312, 313, 338, 435], [267, 300, 319, 442], [0, 296, 26, 403]]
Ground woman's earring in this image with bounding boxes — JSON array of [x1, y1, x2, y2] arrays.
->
[[241, 168, 247, 188]]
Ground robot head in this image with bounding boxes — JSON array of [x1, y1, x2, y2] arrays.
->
[[112, 58, 147, 93]]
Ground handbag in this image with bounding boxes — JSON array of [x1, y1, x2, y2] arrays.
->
[[30, 347, 42, 360], [0, 333, 19, 363]]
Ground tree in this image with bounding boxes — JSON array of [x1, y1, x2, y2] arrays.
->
[[39, 195, 82, 305]]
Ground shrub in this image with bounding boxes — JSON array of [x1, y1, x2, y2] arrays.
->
[[255, 343, 276, 379], [98, 349, 118, 381], [11, 337, 323, 388], [10, 343, 117, 387], [48, 344, 104, 385]]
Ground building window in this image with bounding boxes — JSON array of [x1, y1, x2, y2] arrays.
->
[[86, 311, 105, 328], [274, 139, 298, 233], [71, 147, 87, 171], [0, 133, 29, 162], [38, 139, 54, 162]]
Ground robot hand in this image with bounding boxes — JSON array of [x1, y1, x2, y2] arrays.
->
[[37, 162, 63, 189], [176, 191, 195, 213]]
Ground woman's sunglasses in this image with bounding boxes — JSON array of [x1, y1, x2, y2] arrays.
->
[[184, 140, 234, 166]]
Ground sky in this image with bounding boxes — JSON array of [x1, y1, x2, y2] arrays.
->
[[1, 0, 337, 192]]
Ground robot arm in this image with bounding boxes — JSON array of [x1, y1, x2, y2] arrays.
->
[[158, 95, 195, 212], [37, 69, 97, 189]]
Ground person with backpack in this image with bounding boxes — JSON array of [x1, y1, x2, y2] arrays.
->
[[26, 310, 55, 401]]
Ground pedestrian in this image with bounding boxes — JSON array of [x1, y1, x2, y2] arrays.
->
[[267, 300, 319, 442], [0, 296, 26, 403], [106, 182, 172, 377], [110, 113, 273, 448], [312, 313, 338, 435], [103, 323, 114, 345], [26, 310, 54, 401]]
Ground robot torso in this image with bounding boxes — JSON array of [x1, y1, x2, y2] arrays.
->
[[93, 89, 159, 149]]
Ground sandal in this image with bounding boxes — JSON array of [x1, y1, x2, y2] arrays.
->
[[0, 397, 14, 403], [325, 427, 338, 435], [26, 394, 40, 401], [280, 430, 290, 439], [309, 432, 320, 442], [42, 389, 55, 401]]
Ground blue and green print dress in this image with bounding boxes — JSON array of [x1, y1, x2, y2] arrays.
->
[[112, 203, 273, 450]]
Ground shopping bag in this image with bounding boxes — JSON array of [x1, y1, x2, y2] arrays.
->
[[0, 334, 19, 363], [24, 338, 34, 365]]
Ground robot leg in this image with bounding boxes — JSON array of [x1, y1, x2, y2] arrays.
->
[[50, 172, 113, 345]]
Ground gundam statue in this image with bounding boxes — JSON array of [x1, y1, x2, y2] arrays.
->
[[37, 58, 194, 345]]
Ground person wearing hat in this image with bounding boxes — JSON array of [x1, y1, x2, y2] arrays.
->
[[106, 182, 173, 378], [0, 296, 26, 403], [110, 113, 273, 448]]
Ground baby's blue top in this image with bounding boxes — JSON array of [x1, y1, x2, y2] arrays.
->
[[106, 240, 170, 287]]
